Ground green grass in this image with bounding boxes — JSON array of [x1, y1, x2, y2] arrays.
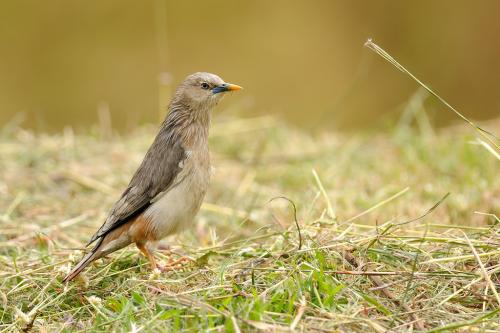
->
[[0, 113, 499, 332]]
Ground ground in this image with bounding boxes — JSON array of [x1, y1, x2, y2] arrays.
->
[[0, 115, 499, 332]]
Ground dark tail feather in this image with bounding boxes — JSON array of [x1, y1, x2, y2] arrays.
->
[[63, 239, 103, 282]]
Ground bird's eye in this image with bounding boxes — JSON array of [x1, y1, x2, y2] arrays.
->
[[201, 82, 210, 90]]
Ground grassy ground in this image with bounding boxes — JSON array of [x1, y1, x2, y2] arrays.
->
[[0, 114, 499, 332]]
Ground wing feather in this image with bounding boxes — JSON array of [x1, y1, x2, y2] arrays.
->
[[87, 127, 186, 245]]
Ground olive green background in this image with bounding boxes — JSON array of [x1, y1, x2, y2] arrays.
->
[[1, 0, 499, 131]]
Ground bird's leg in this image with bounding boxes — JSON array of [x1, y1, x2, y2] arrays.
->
[[136, 242, 157, 270]]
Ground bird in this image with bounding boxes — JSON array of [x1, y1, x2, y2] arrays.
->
[[63, 72, 242, 282]]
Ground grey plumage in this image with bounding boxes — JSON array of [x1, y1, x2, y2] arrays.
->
[[87, 118, 186, 246], [63, 72, 242, 282]]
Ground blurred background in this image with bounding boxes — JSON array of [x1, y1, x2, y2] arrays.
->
[[1, 0, 499, 132]]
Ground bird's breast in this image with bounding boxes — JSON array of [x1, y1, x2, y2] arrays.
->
[[142, 145, 210, 239]]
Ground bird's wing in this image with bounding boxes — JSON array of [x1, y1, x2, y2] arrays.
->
[[87, 131, 186, 245]]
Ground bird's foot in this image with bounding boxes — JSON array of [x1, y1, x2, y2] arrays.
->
[[157, 256, 193, 272]]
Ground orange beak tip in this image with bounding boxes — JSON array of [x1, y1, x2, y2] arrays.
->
[[227, 84, 243, 91]]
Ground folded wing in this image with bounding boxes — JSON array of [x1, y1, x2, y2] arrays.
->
[[87, 129, 186, 245]]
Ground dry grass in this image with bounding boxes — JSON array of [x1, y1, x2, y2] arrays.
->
[[0, 113, 499, 332]]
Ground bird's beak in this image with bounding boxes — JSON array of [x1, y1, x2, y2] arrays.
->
[[212, 83, 243, 94]]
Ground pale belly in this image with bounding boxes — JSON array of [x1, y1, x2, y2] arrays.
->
[[142, 164, 210, 240]]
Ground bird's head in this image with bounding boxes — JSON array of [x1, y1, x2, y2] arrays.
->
[[175, 72, 243, 110]]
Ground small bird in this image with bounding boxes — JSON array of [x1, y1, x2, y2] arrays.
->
[[63, 72, 242, 282]]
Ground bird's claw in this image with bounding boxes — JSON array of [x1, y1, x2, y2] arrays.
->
[[157, 257, 192, 272]]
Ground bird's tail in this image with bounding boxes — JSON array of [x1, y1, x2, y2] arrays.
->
[[63, 239, 103, 282]]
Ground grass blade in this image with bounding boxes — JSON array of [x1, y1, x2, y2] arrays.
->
[[364, 39, 499, 152]]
